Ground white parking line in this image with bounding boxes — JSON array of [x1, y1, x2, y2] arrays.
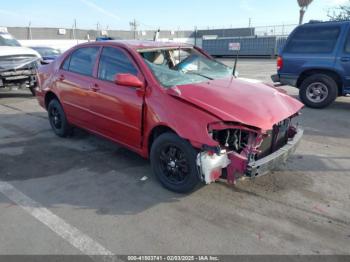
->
[[0, 181, 115, 257]]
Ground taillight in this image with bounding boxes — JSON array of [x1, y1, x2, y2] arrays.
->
[[277, 56, 283, 71]]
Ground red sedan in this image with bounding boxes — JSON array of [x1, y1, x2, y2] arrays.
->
[[36, 40, 303, 193]]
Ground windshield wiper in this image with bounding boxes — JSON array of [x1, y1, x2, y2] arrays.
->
[[185, 72, 214, 80]]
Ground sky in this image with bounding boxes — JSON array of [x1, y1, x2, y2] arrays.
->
[[0, 0, 348, 30]]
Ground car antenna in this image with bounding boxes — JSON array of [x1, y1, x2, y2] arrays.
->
[[230, 42, 241, 77]]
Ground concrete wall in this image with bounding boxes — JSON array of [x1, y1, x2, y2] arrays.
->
[[6, 27, 195, 41], [6, 26, 199, 51], [5, 26, 285, 56], [18, 38, 202, 52], [19, 40, 88, 52]]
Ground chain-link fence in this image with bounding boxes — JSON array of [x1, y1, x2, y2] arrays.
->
[[254, 24, 298, 37], [196, 24, 297, 38]]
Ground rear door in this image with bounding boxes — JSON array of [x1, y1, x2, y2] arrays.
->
[[336, 24, 350, 94], [89, 46, 145, 149], [57, 46, 100, 127]]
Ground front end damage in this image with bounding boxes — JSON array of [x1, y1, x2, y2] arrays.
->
[[0, 55, 40, 94], [197, 115, 303, 185]]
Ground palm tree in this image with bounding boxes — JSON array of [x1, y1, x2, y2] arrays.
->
[[298, 0, 314, 24]]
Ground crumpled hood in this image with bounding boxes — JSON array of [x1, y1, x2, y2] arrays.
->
[[0, 47, 41, 72], [167, 77, 303, 131], [0, 46, 41, 58]]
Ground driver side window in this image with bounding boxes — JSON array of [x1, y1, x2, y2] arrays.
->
[[98, 47, 138, 82]]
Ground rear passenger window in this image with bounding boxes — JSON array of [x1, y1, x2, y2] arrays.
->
[[62, 56, 71, 71], [345, 32, 350, 53], [285, 26, 340, 54], [64, 47, 99, 76], [98, 47, 138, 82]]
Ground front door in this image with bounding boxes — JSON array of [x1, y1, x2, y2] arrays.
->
[[89, 46, 145, 149]]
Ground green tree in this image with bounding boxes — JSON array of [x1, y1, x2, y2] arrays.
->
[[298, 0, 314, 24], [328, 1, 350, 21]]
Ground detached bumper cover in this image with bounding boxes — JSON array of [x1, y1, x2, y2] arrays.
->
[[246, 128, 303, 178]]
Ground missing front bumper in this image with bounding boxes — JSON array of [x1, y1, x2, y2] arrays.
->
[[246, 128, 303, 178], [197, 128, 303, 185]]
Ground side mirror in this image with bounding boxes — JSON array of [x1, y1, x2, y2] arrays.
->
[[114, 73, 144, 88]]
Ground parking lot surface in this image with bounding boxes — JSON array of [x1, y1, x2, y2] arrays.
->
[[0, 59, 349, 255]]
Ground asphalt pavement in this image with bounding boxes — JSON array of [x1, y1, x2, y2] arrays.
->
[[0, 59, 349, 256]]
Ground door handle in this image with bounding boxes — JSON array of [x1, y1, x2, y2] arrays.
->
[[90, 83, 100, 92], [58, 74, 65, 81], [341, 57, 350, 62]]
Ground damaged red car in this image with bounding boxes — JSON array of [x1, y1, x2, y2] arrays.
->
[[36, 41, 303, 193]]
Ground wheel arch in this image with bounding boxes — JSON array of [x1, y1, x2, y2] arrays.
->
[[297, 69, 343, 96], [44, 91, 59, 109], [147, 125, 177, 154]]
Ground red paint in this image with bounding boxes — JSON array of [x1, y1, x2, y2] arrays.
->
[[211, 168, 222, 182], [170, 78, 302, 131], [227, 153, 248, 184], [115, 73, 144, 88], [36, 40, 303, 160]]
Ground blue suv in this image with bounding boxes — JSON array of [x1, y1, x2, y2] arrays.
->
[[272, 21, 350, 108]]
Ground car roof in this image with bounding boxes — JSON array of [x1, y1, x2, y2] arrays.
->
[[80, 40, 193, 50], [302, 20, 350, 27], [30, 46, 57, 49]]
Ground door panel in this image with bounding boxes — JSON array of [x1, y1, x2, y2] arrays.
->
[[56, 46, 100, 127], [337, 26, 350, 91], [57, 70, 94, 126], [90, 46, 144, 148], [90, 80, 144, 148]]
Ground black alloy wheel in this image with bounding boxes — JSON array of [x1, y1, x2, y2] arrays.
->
[[150, 133, 200, 193], [48, 99, 72, 137]]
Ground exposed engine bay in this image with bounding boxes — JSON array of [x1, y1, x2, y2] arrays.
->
[[197, 115, 301, 185]]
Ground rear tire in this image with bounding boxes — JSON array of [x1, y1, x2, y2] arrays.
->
[[299, 74, 338, 108], [47, 99, 72, 137], [150, 133, 200, 193]]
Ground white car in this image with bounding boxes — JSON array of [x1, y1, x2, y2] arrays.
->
[[0, 32, 41, 95]]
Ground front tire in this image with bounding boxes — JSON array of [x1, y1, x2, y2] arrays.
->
[[48, 99, 72, 137], [299, 74, 338, 108], [29, 86, 36, 96], [150, 133, 200, 193]]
